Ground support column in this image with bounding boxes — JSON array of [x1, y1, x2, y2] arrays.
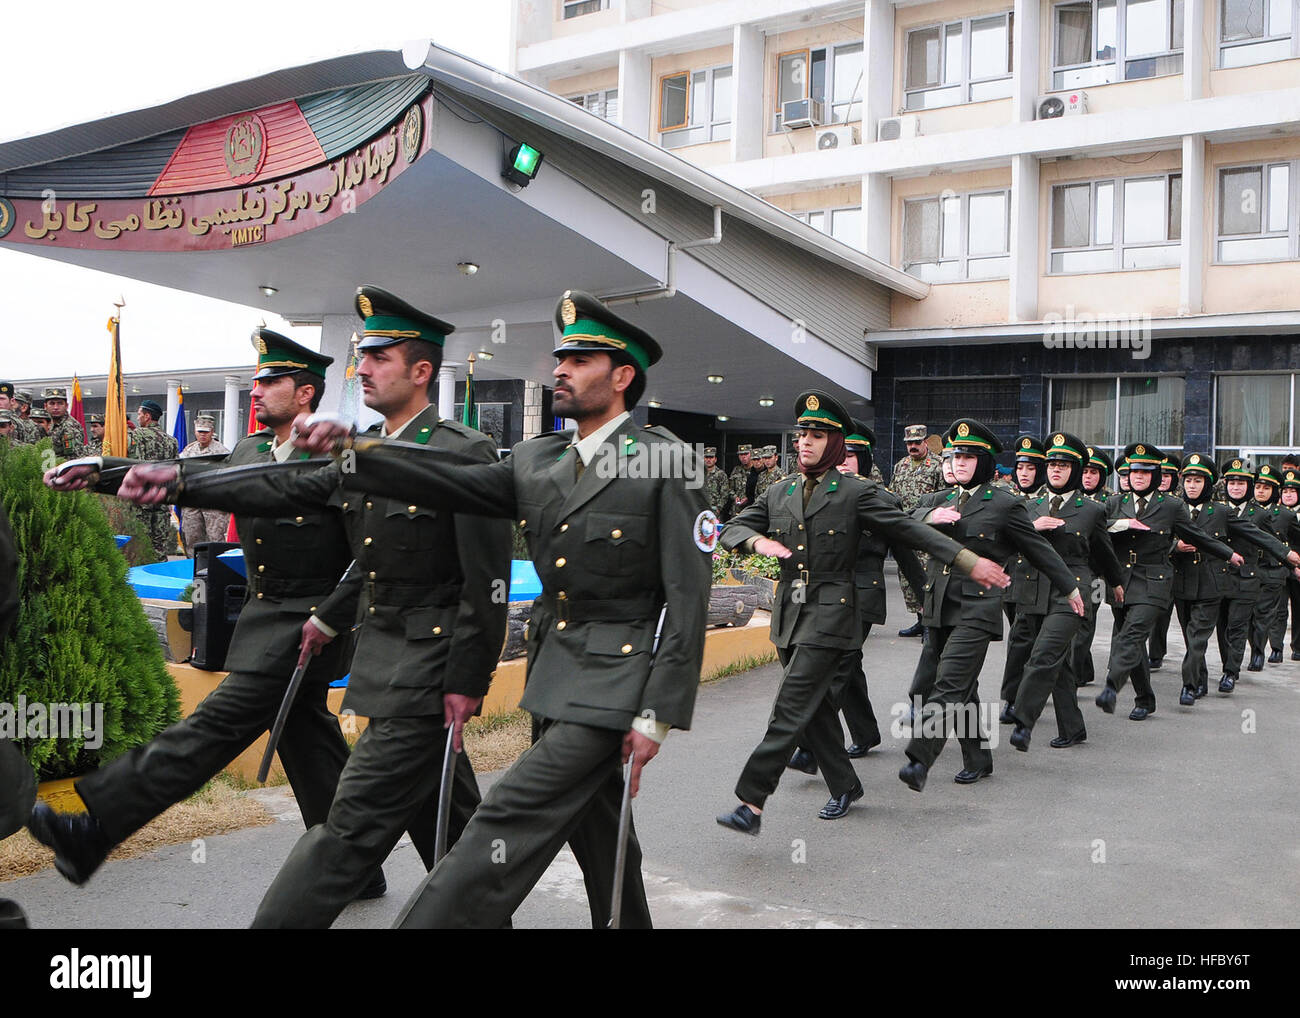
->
[[861, 172, 892, 263], [618, 50, 652, 140], [1012, 0, 1042, 121], [523, 380, 545, 440], [1183, 0, 1205, 100], [165, 379, 181, 434], [1009, 153, 1040, 322], [1180, 134, 1206, 316], [732, 24, 765, 163], [437, 365, 457, 421], [222, 376, 242, 447], [862, 0, 895, 140]]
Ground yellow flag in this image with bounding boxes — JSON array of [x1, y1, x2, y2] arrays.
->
[[103, 314, 129, 457]]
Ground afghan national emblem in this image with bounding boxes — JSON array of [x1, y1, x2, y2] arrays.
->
[[1135, 444, 1146, 456], [225, 113, 267, 180], [1021, 438, 1032, 449], [0, 197, 14, 240], [401, 105, 423, 165], [805, 395, 820, 411], [1190, 455, 1199, 464], [560, 298, 577, 326], [1232, 460, 1242, 469], [1054, 434, 1065, 447], [693, 510, 720, 553], [957, 422, 970, 437]]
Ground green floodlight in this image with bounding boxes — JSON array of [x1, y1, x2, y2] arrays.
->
[[503, 142, 544, 187]]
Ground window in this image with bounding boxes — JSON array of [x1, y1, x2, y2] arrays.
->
[[905, 13, 1014, 110], [1214, 374, 1298, 468], [793, 206, 863, 249], [902, 189, 1010, 281], [1050, 172, 1181, 272], [563, 0, 607, 19], [1216, 162, 1297, 262], [567, 88, 618, 122], [659, 66, 731, 148], [775, 43, 864, 129], [1220, 0, 1298, 66], [1052, 0, 1184, 88], [1050, 375, 1186, 461]]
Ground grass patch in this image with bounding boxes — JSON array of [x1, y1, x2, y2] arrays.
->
[[702, 651, 778, 684], [464, 709, 532, 773]]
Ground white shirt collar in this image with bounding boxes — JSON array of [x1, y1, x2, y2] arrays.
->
[[572, 411, 631, 466], [269, 435, 296, 463], [382, 406, 433, 440]]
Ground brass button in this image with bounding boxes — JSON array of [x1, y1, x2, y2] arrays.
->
[[369, 571, 377, 580], [611, 529, 622, 538], [797, 562, 804, 569], [257, 564, 265, 573], [366, 501, 373, 510], [433, 626, 442, 635], [840, 597, 846, 603], [369, 606, 376, 614], [310, 606, 317, 612], [556, 621, 567, 630], [797, 545, 804, 551], [408, 505, 417, 513], [556, 557, 566, 567], [255, 538, 263, 545], [295, 516, 303, 523], [256, 592, 264, 599], [343, 501, 349, 510], [557, 591, 567, 600], [519, 518, 527, 526], [364, 536, 373, 545], [798, 524, 804, 530], [621, 644, 633, 654], [560, 523, 569, 532], [828, 529, 835, 535]]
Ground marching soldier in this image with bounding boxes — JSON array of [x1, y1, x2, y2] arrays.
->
[[1011, 435, 1047, 498], [1095, 444, 1236, 720], [1248, 465, 1300, 667], [41, 387, 87, 459], [1004, 433, 1123, 751], [1070, 447, 1115, 687], [1081, 447, 1114, 502], [1281, 470, 1300, 660], [899, 419, 1080, 792], [1147, 452, 1184, 670], [179, 415, 231, 553], [702, 446, 729, 519], [892, 423, 943, 637], [31, 335, 385, 900]]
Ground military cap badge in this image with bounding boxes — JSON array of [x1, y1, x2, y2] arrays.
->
[[1054, 434, 1065, 446], [560, 298, 577, 326], [805, 395, 820, 411], [1135, 445, 1145, 456], [957, 422, 970, 437]]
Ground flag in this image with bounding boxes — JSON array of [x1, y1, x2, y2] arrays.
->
[[227, 354, 262, 544], [69, 376, 87, 443], [461, 354, 478, 430], [172, 388, 188, 449], [103, 310, 129, 457], [338, 333, 361, 425]]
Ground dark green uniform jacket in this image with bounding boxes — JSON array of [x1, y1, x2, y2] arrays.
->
[[1176, 501, 1291, 601], [1105, 491, 1234, 608], [1011, 492, 1123, 615]]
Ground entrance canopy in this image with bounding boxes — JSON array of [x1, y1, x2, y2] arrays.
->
[[0, 43, 927, 431]]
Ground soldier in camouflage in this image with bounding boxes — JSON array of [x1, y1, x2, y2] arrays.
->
[[13, 390, 40, 445], [729, 444, 760, 516], [179, 415, 231, 554], [0, 385, 35, 445], [891, 423, 944, 636], [86, 415, 105, 455], [702, 446, 729, 519], [42, 387, 88, 460], [753, 444, 782, 500], [131, 399, 181, 560], [29, 408, 53, 437]]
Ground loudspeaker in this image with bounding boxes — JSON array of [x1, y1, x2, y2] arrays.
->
[[190, 542, 245, 671]]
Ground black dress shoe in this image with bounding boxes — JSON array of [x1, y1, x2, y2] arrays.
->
[[846, 739, 880, 758], [1179, 687, 1196, 706], [898, 617, 925, 638], [787, 748, 818, 774], [1129, 706, 1151, 721], [716, 804, 761, 835], [1049, 730, 1087, 748], [817, 782, 864, 820], [954, 765, 993, 785], [1218, 674, 1236, 693], [898, 760, 928, 792], [1194, 680, 1209, 699], [355, 870, 387, 901], [1095, 687, 1117, 714], [1291, 652, 1300, 661], [1248, 651, 1264, 671], [1268, 649, 1283, 664], [999, 704, 1016, 725], [1009, 724, 1030, 752], [1149, 657, 1163, 670], [27, 802, 111, 885]]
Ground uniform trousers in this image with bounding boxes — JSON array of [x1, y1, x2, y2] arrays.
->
[[252, 713, 479, 928], [1251, 577, 1287, 654], [394, 719, 651, 929], [1148, 602, 1174, 662], [76, 667, 349, 846], [1174, 598, 1220, 692], [1103, 604, 1160, 710], [1007, 610, 1084, 738], [905, 624, 994, 774], [1288, 577, 1300, 655], [1216, 594, 1255, 679], [838, 624, 881, 749], [737, 644, 859, 806], [1069, 598, 1099, 687]]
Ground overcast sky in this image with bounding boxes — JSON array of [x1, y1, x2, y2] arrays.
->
[[0, 0, 511, 382]]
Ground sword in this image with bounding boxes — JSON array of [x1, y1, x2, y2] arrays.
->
[[608, 604, 669, 929], [258, 656, 310, 784], [433, 724, 458, 864]]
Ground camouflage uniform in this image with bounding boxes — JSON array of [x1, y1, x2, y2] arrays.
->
[[890, 439, 944, 615], [13, 391, 40, 444], [729, 445, 760, 517], [48, 416, 88, 460], [753, 445, 783, 501], [179, 430, 232, 553], [132, 414, 181, 560]]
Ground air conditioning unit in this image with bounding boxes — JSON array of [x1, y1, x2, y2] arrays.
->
[[876, 115, 920, 142], [816, 125, 858, 151], [1036, 91, 1088, 119], [782, 97, 825, 129]]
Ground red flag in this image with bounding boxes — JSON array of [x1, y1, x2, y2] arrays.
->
[[70, 376, 88, 442], [226, 362, 261, 544]]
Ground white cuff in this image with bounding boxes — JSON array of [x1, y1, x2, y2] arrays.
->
[[630, 716, 671, 744], [308, 615, 338, 638], [1107, 519, 1132, 533]]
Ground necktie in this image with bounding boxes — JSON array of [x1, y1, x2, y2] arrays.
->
[[1137, 496, 1147, 516], [957, 488, 971, 508], [1191, 505, 1200, 522], [1050, 495, 1063, 515], [802, 473, 817, 511], [572, 446, 584, 481]]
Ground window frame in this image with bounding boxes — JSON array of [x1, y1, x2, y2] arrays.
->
[[1047, 374, 1188, 463], [659, 64, 732, 148], [562, 0, 609, 20], [773, 41, 865, 131], [1212, 371, 1298, 462], [792, 204, 864, 249], [903, 11, 1015, 112], [901, 187, 1012, 282], [1217, 0, 1300, 67], [1048, 171, 1183, 274], [1050, 0, 1186, 89], [1213, 159, 1299, 264], [566, 87, 618, 121]]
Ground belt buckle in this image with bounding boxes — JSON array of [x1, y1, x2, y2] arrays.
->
[[941, 563, 951, 575], [797, 569, 810, 587], [1129, 550, 1138, 565], [1192, 552, 1201, 565]]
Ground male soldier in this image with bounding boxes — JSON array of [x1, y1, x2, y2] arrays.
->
[[42, 386, 88, 459], [892, 423, 943, 637], [291, 288, 713, 929], [1248, 465, 1300, 667], [13, 389, 40, 444], [116, 291, 511, 929], [29, 407, 52, 436], [131, 399, 181, 560], [719, 397, 1008, 825], [179, 415, 231, 553], [898, 419, 1081, 792], [1070, 447, 1115, 687], [1281, 470, 1300, 660], [31, 335, 385, 901], [0, 410, 20, 443], [703, 446, 728, 519], [1095, 444, 1236, 720], [1147, 452, 1184, 669], [730, 444, 760, 516], [0, 384, 32, 444], [1004, 433, 1123, 752], [85, 414, 105, 454], [753, 444, 782, 501]]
